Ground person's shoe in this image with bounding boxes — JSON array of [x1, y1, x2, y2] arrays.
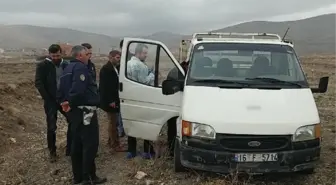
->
[[126, 152, 137, 159], [81, 181, 93, 185], [141, 152, 155, 160], [72, 179, 82, 184], [49, 152, 57, 163], [92, 176, 107, 184], [82, 176, 107, 185]]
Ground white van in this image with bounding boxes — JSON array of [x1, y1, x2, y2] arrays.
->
[[118, 33, 329, 174]]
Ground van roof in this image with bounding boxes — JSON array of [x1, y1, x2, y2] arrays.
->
[[188, 32, 294, 47], [192, 39, 294, 47]]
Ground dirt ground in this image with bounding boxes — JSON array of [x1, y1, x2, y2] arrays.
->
[[0, 55, 335, 185]]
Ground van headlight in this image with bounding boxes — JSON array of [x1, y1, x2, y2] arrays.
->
[[181, 120, 216, 139], [292, 124, 321, 142]]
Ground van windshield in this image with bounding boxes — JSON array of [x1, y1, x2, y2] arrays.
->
[[186, 43, 309, 88]]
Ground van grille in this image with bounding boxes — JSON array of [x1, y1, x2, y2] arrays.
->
[[217, 134, 291, 152]]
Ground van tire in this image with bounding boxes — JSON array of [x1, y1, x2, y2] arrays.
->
[[174, 140, 186, 172]]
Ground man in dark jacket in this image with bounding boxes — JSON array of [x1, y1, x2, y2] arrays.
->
[[81, 43, 97, 82], [99, 50, 125, 151], [58, 45, 106, 185], [34, 44, 71, 162]]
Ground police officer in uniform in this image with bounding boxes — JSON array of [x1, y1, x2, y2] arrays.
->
[[81, 43, 97, 82], [58, 45, 106, 185]]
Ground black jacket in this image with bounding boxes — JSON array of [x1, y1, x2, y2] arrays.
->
[[34, 58, 68, 104], [99, 62, 120, 113], [87, 60, 97, 82]]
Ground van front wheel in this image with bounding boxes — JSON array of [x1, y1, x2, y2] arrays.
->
[[174, 139, 186, 172]]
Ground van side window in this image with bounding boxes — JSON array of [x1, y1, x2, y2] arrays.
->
[[125, 42, 157, 87]]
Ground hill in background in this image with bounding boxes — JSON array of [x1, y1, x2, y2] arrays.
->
[[0, 25, 121, 53], [212, 13, 336, 55], [0, 13, 334, 55]]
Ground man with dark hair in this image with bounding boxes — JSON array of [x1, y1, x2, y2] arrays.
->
[[108, 50, 126, 140], [34, 44, 71, 162], [81, 43, 97, 82], [58, 45, 106, 185], [99, 50, 126, 152], [126, 43, 155, 159]]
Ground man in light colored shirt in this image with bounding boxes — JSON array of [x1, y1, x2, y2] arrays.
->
[[125, 43, 155, 159], [126, 43, 154, 86]]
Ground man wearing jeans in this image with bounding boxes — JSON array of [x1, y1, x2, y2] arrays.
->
[[35, 44, 71, 162]]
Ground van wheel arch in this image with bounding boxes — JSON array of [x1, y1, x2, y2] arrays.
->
[[158, 117, 178, 157], [159, 116, 178, 136]]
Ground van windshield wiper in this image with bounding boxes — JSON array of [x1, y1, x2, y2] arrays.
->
[[192, 79, 250, 86], [245, 77, 303, 87]]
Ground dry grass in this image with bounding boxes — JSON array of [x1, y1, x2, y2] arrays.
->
[[0, 55, 334, 185]]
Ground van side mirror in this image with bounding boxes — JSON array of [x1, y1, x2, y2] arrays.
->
[[162, 79, 183, 95], [311, 76, 329, 93]]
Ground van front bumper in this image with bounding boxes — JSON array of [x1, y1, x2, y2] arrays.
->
[[179, 142, 320, 174]]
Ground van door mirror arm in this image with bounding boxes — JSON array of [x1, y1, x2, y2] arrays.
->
[[311, 76, 329, 93], [162, 79, 184, 95]]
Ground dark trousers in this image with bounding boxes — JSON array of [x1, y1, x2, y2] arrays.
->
[[43, 101, 72, 154], [127, 120, 177, 156], [68, 108, 99, 181], [167, 119, 177, 157], [127, 136, 154, 154]]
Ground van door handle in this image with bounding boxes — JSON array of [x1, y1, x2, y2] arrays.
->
[[119, 82, 123, 91]]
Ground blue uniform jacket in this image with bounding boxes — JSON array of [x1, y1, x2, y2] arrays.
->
[[57, 59, 100, 108]]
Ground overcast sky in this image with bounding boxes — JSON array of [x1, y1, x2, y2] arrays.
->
[[0, 0, 335, 36]]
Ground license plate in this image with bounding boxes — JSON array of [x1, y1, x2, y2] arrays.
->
[[234, 153, 278, 162]]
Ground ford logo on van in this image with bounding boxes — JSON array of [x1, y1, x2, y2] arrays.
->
[[248, 141, 261, 147]]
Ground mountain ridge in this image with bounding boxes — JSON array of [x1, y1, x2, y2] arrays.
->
[[0, 13, 334, 55]]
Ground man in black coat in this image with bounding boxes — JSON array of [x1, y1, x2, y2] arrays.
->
[[99, 50, 124, 151], [34, 44, 71, 162]]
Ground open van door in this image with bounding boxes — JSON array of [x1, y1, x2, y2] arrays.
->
[[119, 38, 185, 141]]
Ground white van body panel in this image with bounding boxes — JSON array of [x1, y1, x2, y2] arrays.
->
[[181, 86, 320, 135]]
